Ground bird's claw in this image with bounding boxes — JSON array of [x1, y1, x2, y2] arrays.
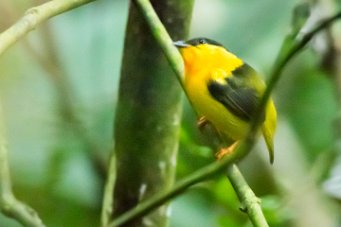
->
[[215, 141, 240, 160], [197, 116, 209, 131]]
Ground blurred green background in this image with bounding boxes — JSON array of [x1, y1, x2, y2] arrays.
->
[[1, 0, 341, 226]]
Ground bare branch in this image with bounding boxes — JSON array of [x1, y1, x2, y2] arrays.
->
[[0, 0, 96, 57], [227, 165, 269, 227], [107, 0, 341, 226], [0, 103, 45, 227]]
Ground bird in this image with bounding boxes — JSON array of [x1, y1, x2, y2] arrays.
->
[[174, 37, 277, 163]]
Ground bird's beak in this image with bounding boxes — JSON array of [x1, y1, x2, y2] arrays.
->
[[173, 40, 189, 48]]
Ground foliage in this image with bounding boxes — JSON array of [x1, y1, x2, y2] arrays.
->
[[1, 0, 341, 226]]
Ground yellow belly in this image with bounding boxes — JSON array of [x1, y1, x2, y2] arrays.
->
[[185, 77, 249, 141]]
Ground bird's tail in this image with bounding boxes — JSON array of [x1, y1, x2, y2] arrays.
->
[[262, 100, 277, 164]]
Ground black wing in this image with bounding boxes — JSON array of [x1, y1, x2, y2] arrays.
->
[[207, 64, 262, 121]]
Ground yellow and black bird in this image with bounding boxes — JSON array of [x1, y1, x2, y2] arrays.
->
[[174, 37, 277, 163]]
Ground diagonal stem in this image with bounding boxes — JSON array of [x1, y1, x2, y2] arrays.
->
[[109, 142, 251, 227], [108, 0, 341, 226], [227, 165, 269, 227], [0, 0, 96, 57]]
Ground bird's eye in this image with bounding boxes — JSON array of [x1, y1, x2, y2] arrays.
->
[[198, 39, 206, 44]]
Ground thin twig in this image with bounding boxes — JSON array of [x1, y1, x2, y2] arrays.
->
[[0, 0, 96, 57], [227, 165, 269, 227], [108, 1, 341, 226], [0, 0, 101, 225], [22, 34, 107, 178], [0, 103, 45, 227], [101, 154, 116, 227], [251, 10, 341, 135], [109, 142, 251, 227], [4, 0, 109, 179]]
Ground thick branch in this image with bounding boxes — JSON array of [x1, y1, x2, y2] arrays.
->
[[106, 0, 194, 226], [133, 0, 186, 91], [109, 142, 252, 227], [0, 0, 96, 57], [108, 1, 341, 226]]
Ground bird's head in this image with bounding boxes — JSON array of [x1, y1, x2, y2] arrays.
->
[[174, 37, 241, 75], [174, 37, 223, 65]]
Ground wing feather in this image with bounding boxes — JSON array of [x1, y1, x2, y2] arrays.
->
[[207, 64, 263, 121]]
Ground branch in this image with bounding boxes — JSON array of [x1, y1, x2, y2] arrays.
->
[[0, 103, 45, 227], [227, 165, 268, 227], [2, 0, 107, 178], [131, 0, 188, 93], [0, 0, 96, 57], [0, 0, 102, 226], [107, 0, 341, 225], [251, 9, 341, 135], [109, 142, 251, 227], [101, 155, 116, 227]]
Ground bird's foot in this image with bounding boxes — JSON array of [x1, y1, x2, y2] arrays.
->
[[197, 116, 209, 131], [215, 141, 240, 160]]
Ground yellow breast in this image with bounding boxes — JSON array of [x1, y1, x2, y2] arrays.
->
[[177, 39, 276, 162], [185, 70, 249, 141], [181, 44, 252, 141]]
